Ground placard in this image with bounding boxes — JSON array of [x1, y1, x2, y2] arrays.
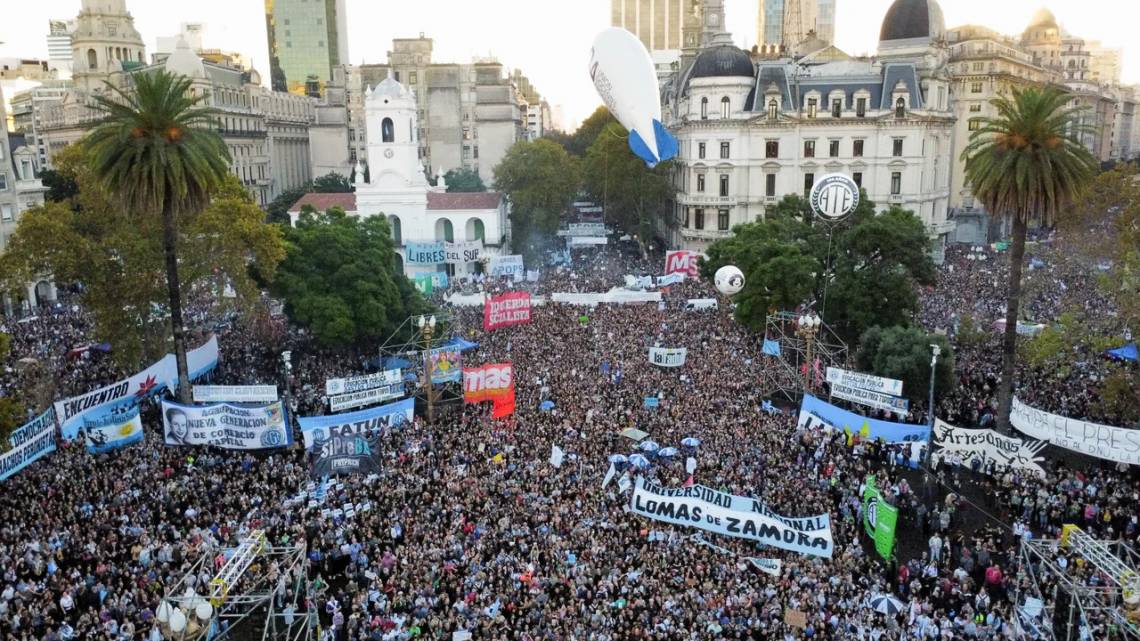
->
[[489, 254, 525, 278], [932, 419, 1046, 476], [325, 370, 402, 396], [162, 400, 291, 450], [0, 409, 56, 481], [648, 347, 687, 367], [825, 366, 903, 397], [828, 381, 909, 415], [193, 385, 278, 403], [484, 292, 532, 331], [1011, 398, 1140, 465], [298, 397, 414, 449], [329, 384, 404, 413]]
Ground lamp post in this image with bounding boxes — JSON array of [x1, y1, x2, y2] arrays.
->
[[281, 350, 293, 435], [924, 343, 941, 469], [795, 313, 822, 392], [417, 315, 437, 425]]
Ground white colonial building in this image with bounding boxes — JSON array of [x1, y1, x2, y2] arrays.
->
[[663, 0, 956, 262], [288, 73, 509, 278]]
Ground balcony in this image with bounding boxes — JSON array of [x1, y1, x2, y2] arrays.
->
[[217, 128, 267, 139], [677, 193, 736, 206]]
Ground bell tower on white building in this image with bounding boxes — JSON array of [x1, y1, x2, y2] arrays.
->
[[363, 71, 428, 191]]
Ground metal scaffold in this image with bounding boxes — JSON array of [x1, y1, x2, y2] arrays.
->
[[757, 311, 848, 403]]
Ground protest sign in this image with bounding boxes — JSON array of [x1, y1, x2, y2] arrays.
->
[[162, 400, 291, 450], [825, 366, 903, 397], [828, 381, 909, 415], [463, 363, 514, 403], [298, 397, 414, 449], [326, 370, 402, 396], [489, 254, 525, 278], [664, 250, 701, 278], [406, 241, 446, 264], [932, 419, 1046, 476], [0, 409, 56, 482], [311, 432, 381, 477], [648, 347, 687, 367], [83, 404, 143, 454], [429, 346, 462, 384], [193, 385, 278, 403], [1011, 398, 1140, 465], [484, 292, 532, 331], [329, 384, 404, 413]]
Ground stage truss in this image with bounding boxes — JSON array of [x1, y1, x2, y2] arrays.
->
[[758, 311, 848, 403], [376, 312, 466, 409]]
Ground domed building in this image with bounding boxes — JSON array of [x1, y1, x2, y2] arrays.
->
[[663, 0, 955, 263]]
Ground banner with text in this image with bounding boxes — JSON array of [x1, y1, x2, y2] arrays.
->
[[406, 241, 484, 265], [550, 291, 661, 305], [484, 292, 532, 331], [825, 366, 903, 397], [298, 397, 414, 449], [629, 477, 833, 558], [463, 363, 514, 404], [429, 346, 462, 384], [656, 273, 685, 287], [648, 347, 687, 368], [311, 432, 382, 477], [1011, 397, 1140, 465], [0, 409, 56, 482], [932, 419, 1046, 477], [489, 254, 525, 278], [863, 475, 898, 560], [83, 403, 143, 454], [828, 381, 909, 415], [664, 250, 702, 278], [445, 240, 483, 264], [797, 394, 929, 443], [329, 384, 404, 413], [193, 385, 278, 403], [326, 370, 402, 396], [162, 400, 291, 450]]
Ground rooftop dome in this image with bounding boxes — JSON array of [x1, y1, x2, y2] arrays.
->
[[163, 37, 205, 79], [1028, 7, 1058, 29], [879, 0, 946, 43], [690, 45, 754, 79], [371, 70, 411, 100]]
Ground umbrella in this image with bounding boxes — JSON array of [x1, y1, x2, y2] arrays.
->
[[866, 594, 905, 616], [657, 447, 679, 458], [629, 454, 651, 469], [639, 440, 660, 453], [608, 454, 629, 464], [539, 400, 555, 411], [680, 437, 701, 448]]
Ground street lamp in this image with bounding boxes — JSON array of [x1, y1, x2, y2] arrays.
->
[[924, 343, 941, 469], [795, 313, 822, 392], [417, 315, 437, 425], [280, 350, 293, 435]]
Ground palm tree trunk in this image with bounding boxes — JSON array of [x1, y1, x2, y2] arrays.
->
[[996, 214, 1028, 432], [162, 200, 192, 403]]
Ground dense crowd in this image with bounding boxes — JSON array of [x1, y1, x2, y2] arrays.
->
[[0, 242, 1136, 641]]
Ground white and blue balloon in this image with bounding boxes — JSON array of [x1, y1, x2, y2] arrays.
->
[[714, 265, 745, 296], [589, 28, 679, 168]]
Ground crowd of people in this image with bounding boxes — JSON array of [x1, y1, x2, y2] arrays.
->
[[0, 241, 1136, 641]]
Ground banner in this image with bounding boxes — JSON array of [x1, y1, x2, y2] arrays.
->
[[643, 396, 660, 409], [161, 400, 291, 450], [797, 394, 929, 444], [828, 381, 909, 415], [1011, 397, 1140, 465], [445, 240, 483, 264], [326, 370, 402, 396], [413, 273, 435, 294], [0, 409, 56, 482], [463, 363, 514, 403], [862, 475, 898, 560], [311, 432, 382, 477], [664, 250, 701, 278], [193, 385, 278, 403], [489, 254, 525, 278], [762, 339, 781, 356], [568, 222, 606, 237], [624, 275, 654, 290], [298, 397, 414, 449], [685, 298, 718, 310], [187, 334, 221, 382], [648, 347, 687, 368], [329, 384, 404, 413], [429, 346, 462, 384], [932, 419, 1046, 476], [550, 291, 661, 305], [656, 273, 685, 287], [825, 366, 903, 397], [83, 403, 143, 454], [483, 292, 532, 331], [630, 477, 833, 558], [406, 241, 446, 264]]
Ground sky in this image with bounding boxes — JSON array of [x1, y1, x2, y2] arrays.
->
[[2, 0, 1138, 130]]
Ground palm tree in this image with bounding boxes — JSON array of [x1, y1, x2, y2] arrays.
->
[[962, 86, 1097, 430], [85, 70, 230, 402]]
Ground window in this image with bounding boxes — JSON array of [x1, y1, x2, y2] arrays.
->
[[765, 141, 779, 158], [0, 174, 6, 191], [721, 96, 730, 118], [698, 142, 706, 159], [973, 62, 984, 71], [829, 140, 840, 158], [718, 209, 730, 231], [895, 97, 906, 118], [807, 98, 817, 119], [409, 71, 417, 84], [803, 173, 815, 197], [856, 97, 866, 117], [892, 138, 904, 157], [803, 140, 815, 158], [968, 119, 980, 131], [852, 172, 863, 188], [382, 118, 394, 143], [891, 172, 902, 195], [87, 48, 97, 70], [0, 204, 12, 221], [767, 99, 778, 120], [720, 142, 730, 159], [969, 104, 982, 112], [766, 173, 776, 197], [695, 208, 705, 230], [701, 97, 708, 119], [971, 82, 983, 93], [831, 99, 842, 118], [853, 139, 864, 157], [683, 208, 690, 228], [696, 174, 705, 192], [719, 174, 729, 197]]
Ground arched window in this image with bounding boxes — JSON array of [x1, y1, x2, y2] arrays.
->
[[436, 218, 454, 243], [700, 97, 708, 119], [467, 218, 485, 242], [388, 215, 402, 244], [767, 99, 778, 120], [720, 96, 730, 118], [895, 97, 906, 118], [87, 49, 97, 70], [381, 117, 394, 143]]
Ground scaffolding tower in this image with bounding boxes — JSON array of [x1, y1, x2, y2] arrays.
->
[[758, 311, 848, 403], [376, 311, 466, 409]]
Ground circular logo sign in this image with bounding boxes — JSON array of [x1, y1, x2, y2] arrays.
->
[[260, 429, 284, 448], [809, 173, 860, 221]]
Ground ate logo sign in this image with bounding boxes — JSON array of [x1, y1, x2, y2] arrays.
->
[[664, 250, 701, 278]]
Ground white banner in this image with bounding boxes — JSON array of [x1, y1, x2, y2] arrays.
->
[[445, 240, 483, 264], [193, 385, 278, 403], [932, 419, 1046, 476], [329, 384, 404, 413], [655, 273, 685, 287], [829, 381, 909, 415], [162, 400, 291, 450], [550, 291, 662, 305], [630, 477, 833, 558], [648, 347, 687, 367], [489, 254, 525, 278], [1011, 398, 1140, 465], [685, 298, 718, 310], [825, 366, 903, 397], [325, 370, 402, 396], [624, 275, 654, 290]]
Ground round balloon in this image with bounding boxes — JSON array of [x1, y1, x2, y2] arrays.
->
[[714, 265, 745, 296], [169, 609, 188, 633], [195, 601, 214, 621]]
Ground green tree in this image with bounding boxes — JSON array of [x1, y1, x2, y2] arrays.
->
[[312, 172, 354, 193], [265, 183, 311, 224], [84, 69, 231, 402], [493, 139, 580, 260], [443, 168, 486, 192], [962, 86, 1098, 430], [582, 122, 675, 257], [38, 168, 80, 203], [558, 107, 617, 156], [856, 326, 956, 405], [270, 209, 431, 347], [0, 332, 24, 450]]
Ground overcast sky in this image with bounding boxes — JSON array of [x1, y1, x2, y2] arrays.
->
[[2, 1, 1137, 130]]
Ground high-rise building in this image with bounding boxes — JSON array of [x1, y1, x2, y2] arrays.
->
[[757, 0, 784, 47], [264, 0, 349, 97], [757, 0, 835, 48], [610, 0, 692, 52], [69, 0, 146, 92], [815, 0, 835, 44], [46, 19, 75, 76]]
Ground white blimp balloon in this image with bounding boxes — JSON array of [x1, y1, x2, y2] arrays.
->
[[589, 27, 678, 168], [714, 265, 745, 296]]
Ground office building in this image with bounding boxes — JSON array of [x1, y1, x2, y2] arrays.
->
[[47, 19, 76, 76], [610, 0, 693, 53], [264, 0, 349, 97], [757, 0, 836, 48]]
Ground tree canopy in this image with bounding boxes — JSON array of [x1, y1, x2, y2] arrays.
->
[[855, 326, 956, 405], [443, 168, 486, 193], [492, 139, 580, 261], [549, 107, 617, 157], [312, 172, 354, 193]]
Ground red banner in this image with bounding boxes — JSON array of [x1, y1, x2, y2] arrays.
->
[[665, 250, 701, 278], [483, 292, 532, 331], [463, 363, 514, 404]]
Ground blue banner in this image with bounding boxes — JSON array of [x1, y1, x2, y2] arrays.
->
[[762, 339, 781, 356], [797, 394, 929, 443], [0, 409, 56, 481], [406, 241, 446, 264], [298, 397, 415, 449], [644, 396, 660, 409], [84, 401, 143, 454]]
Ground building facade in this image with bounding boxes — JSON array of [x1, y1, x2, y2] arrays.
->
[[0, 85, 50, 309], [757, 0, 835, 49], [9, 83, 70, 169], [47, 19, 76, 76], [610, 0, 694, 53], [667, 0, 955, 261], [264, 0, 349, 97]]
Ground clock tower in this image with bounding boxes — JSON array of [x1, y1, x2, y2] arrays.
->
[[363, 71, 427, 191]]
